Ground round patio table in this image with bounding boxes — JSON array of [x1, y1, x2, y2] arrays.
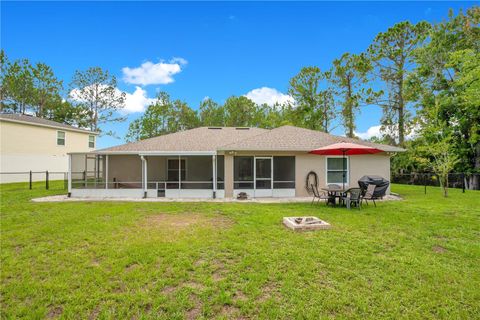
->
[[321, 187, 347, 207]]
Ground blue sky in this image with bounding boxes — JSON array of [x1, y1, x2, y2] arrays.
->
[[1, 1, 473, 148]]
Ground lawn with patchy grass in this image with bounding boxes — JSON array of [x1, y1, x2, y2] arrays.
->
[[1, 182, 479, 319]]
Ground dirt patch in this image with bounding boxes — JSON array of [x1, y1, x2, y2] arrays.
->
[[183, 281, 205, 291], [433, 245, 447, 253], [258, 281, 281, 302], [234, 290, 247, 302], [88, 306, 100, 320], [140, 213, 233, 231], [186, 294, 202, 320], [125, 263, 139, 272], [220, 305, 242, 318], [161, 285, 177, 295], [46, 306, 63, 319]]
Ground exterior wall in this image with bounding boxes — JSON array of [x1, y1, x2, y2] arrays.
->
[[224, 154, 234, 197], [1, 120, 95, 183], [107, 155, 142, 183], [295, 153, 391, 196]]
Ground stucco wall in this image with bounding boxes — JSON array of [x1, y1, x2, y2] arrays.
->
[[1, 120, 95, 183]]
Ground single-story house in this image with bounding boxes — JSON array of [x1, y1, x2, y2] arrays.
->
[[68, 125, 403, 199]]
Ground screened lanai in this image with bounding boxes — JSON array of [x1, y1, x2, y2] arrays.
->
[[68, 153, 224, 198]]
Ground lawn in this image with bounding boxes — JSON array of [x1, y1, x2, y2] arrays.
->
[[1, 183, 479, 319]]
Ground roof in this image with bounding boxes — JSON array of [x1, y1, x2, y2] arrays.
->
[[0, 113, 97, 134], [98, 125, 404, 154], [98, 127, 269, 153], [219, 125, 404, 152]]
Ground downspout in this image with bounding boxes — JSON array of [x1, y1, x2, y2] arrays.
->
[[67, 154, 72, 197]]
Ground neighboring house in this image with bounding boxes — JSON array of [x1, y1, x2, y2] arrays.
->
[[0, 113, 98, 183], [68, 125, 403, 199]]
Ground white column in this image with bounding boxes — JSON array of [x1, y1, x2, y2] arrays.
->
[[105, 155, 109, 190], [144, 156, 148, 195], [68, 154, 72, 196], [141, 156, 147, 197], [212, 155, 217, 198], [178, 155, 181, 191]]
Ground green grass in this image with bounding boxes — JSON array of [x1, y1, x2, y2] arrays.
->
[[1, 182, 479, 319]]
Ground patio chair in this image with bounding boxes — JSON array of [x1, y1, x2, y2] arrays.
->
[[342, 188, 362, 209], [362, 184, 378, 207], [311, 184, 329, 205]]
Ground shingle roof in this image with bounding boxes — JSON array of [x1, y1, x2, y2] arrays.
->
[[98, 125, 404, 153], [99, 127, 269, 152], [219, 125, 404, 152], [0, 113, 97, 134]]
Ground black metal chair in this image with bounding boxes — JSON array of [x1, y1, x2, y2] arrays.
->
[[362, 184, 378, 207], [311, 184, 329, 205], [343, 188, 362, 209]]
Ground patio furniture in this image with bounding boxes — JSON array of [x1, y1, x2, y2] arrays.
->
[[342, 188, 362, 209], [322, 186, 347, 207], [362, 184, 378, 207], [311, 184, 329, 205], [358, 175, 389, 198]]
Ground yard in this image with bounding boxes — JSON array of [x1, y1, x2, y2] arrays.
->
[[1, 183, 479, 319]]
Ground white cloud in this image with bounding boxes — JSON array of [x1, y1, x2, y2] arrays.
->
[[122, 58, 187, 86], [123, 86, 156, 113], [355, 124, 419, 141], [354, 125, 382, 140], [244, 87, 294, 106], [69, 84, 155, 114]]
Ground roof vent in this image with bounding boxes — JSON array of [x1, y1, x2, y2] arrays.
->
[[235, 127, 249, 130], [208, 127, 222, 130]]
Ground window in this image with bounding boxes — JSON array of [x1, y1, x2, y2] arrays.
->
[[57, 131, 65, 146], [167, 158, 186, 181], [326, 157, 348, 185], [88, 135, 95, 148]]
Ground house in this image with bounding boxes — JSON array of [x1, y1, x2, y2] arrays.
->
[[68, 125, 403, 199], [0, 113, 98, 183]]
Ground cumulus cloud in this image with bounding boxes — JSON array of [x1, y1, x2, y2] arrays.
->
[[122, 58, 187, 86], [354, 125, 383, 140], [244, 87, 294, 106], [69, 85, 155, 114]]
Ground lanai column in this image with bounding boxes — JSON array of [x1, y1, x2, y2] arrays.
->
[[141, 155, 147, 198], [105, 155, 109, 190], [212, 155, 217, 198], [67, 154, 72, 197]]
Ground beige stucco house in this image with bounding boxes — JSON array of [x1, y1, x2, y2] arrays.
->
[[68, 125, 403, 199], [0, 113, 98, 183]]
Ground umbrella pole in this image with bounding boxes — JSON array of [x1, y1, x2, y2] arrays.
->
[[342, 150, 346, 191]]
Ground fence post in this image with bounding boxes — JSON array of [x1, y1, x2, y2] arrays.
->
[[46, 171, 49, 190], [83, 170, 86, 188], [462, 173, 465, 193], [29, 171, 32, 190]]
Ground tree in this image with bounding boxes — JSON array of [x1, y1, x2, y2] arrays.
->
[[368, 21, 431, 146], [125, 92, 199, 142], [223, 96, 259, 127], [2, 58, 34, 114], [288, 66, 336, 132], [416, 99, 459, 197], [331, 53, 373, 138], [412, 7, 480, 189], [198, 98, 225, 126], [31, 62, 63, 117], [0, 50, 9, 111], [69, 67, 125, 134]]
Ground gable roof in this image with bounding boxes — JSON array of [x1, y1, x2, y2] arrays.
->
[[99, 127, 268, 153], [0, 113, 97, 134], [219, 125, 404, 152], [98, 125, 403, 154]]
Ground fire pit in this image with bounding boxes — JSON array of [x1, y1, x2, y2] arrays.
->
[[283, 216, 330, 231]]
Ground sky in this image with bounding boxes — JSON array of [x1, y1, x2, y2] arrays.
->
[[1, 1, 474, 148]]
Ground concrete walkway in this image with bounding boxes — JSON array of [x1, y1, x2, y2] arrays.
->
[[31, 194, 402, 203]]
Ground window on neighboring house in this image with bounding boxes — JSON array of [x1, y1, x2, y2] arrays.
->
[[326, 157, 348, 185], [167, 158, 186, 181], [89, 135, 95, 148], [57, 131, 65, 146]]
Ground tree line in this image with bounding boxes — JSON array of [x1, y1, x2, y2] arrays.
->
[[1, 7, 478, 192]]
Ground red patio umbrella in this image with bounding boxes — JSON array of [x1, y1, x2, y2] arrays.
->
[[309, 142, 384, 190]]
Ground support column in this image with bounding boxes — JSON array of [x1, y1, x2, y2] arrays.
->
[[68, 154, 72, 197], [212, 155, 217, 199], [141, 156, 147, 198], [224, 154, 234, 198], [178, 155, 181, 192], [105, 155, 109, 190]]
